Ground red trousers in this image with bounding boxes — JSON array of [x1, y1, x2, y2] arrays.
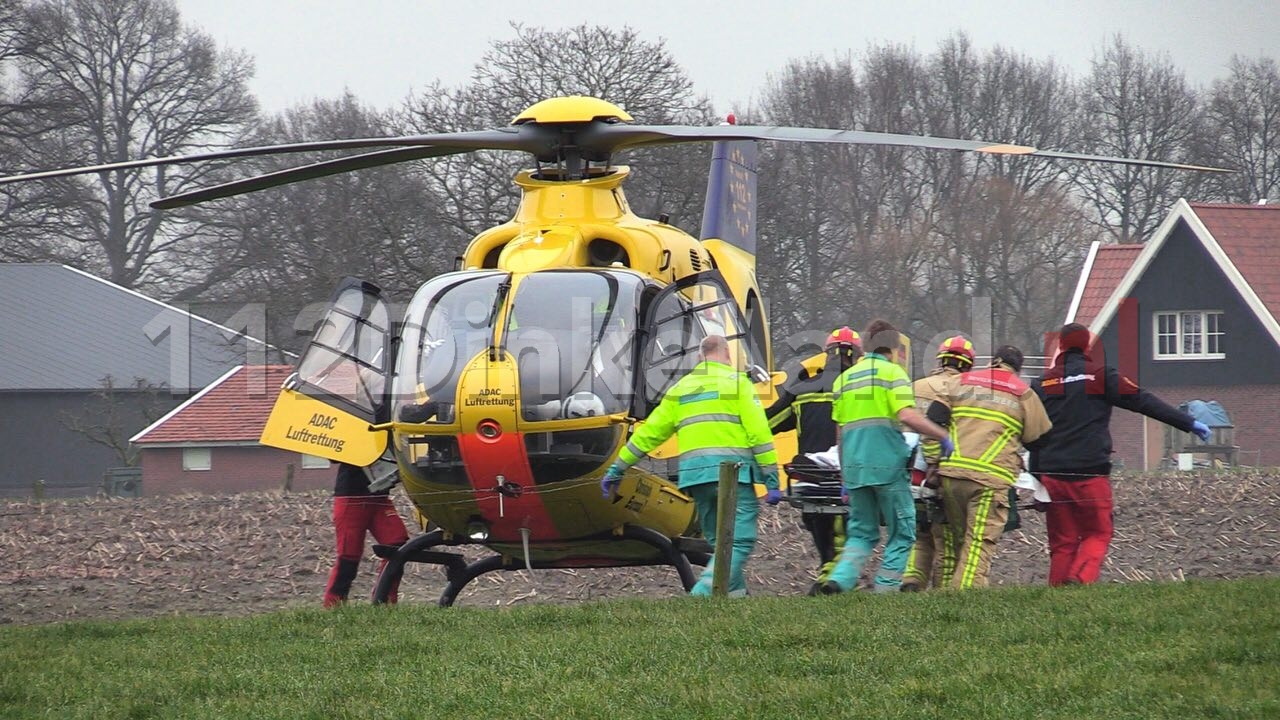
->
[[323, 495, 409, 607], [1041, 475, 1113, 585]]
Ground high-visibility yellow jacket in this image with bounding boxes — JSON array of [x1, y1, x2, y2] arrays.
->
[[617, 360, 779, 489], [937, 362, 1052, 488], [832, 353, 915, 487]]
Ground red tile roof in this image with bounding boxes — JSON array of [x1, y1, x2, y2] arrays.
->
[[1073, 244, 1143, 326], [1190, 202, 1280, 316], [133, 365, 293, 444]]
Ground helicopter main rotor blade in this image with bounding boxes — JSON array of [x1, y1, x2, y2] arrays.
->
[[151, 145, 474, 209], [581, 124, 1233, 173], [0, 128, 533, 187], [1022, 149, 1230, 173]]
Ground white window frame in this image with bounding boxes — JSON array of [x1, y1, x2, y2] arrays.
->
[[300, 453, 331, 470], [1153, 310, 1225, 360], [182, 447, 212, 471]]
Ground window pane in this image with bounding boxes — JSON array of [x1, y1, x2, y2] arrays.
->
[[183, 447, 211, 471], [393, 273, 507, 426], [507, 271, 640, 417], [1182, 332, 1201, 355], [297, 346, 380, 413], [1155, 313, 1177, 356], [1180, 312, 1201, 335], [1181, 313, 1202, 354], [1207, 312, 1224, 354], [300, 453, 330, 469]]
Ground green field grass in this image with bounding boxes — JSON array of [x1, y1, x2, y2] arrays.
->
[[2, 579, 1277, 719]]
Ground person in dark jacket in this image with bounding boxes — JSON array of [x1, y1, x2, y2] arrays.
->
[[1028, 323, 1209, 585], [323, 461, 410, 607], [766, 327, 861, 585]]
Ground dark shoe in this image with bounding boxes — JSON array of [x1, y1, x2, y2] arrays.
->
[[818, 581, 843, 595], [900, 582, 922, 593]]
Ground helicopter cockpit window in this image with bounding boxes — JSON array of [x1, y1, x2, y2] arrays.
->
[[393, 272, 507, 424], [640, 271, 758, 414], [294, 283, 390, 418], [505, 271, 642, 421]]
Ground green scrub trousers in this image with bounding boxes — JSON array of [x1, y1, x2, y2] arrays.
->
[[687, 481, 760, 597]]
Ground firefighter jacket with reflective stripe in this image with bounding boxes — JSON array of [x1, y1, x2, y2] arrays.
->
[[913, 367, 961, 464], [937, 363, 1052, 488], [766, 361, 840, 455], [832, 353, 915, 487], [617, 360, 779, 489], [1028, 349, 1195, 478]]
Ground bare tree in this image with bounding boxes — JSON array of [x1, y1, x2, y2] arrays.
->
[[1197, 55, 1280, 204], [916, 36, 1094, 349], [756, 49, 933, 349], [1071, 36, 1203, 243], [60, 375, 170, 466], [757, 37, 1096, 354], [196, 92, 448, 354], [401, 23, 717, 246], [0, 0, 257, 295]]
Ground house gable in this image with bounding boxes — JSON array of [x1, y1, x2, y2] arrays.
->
[[1089, 200, 1280, 348], [1095, 217, 1280, 386]]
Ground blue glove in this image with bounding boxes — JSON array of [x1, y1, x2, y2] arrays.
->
[[938, 436, 955, 460], [601, 465, 624, 498], [1191, 421, 1211, 442], [764, 488, 784, 506], [840, 488, 849, 505]]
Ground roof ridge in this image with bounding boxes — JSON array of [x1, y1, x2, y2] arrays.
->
[[1188, 201, 1280, 210]]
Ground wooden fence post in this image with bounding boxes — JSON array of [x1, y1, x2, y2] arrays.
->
[[711, 461, 738, 597]]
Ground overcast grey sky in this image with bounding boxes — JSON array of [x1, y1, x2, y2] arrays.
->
[[176, 0, 1279, 115]]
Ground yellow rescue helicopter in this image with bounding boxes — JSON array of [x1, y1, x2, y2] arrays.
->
[[0, 96, 1225, 605]]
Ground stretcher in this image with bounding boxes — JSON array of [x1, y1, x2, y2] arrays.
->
[[781, 458, 847, 515]]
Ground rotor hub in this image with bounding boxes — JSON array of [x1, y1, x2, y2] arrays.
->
[[512, 96, 632, 125]]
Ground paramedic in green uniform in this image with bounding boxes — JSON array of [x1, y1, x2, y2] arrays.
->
[[601, 335, 782, 597], [821, 319, 953, 594]]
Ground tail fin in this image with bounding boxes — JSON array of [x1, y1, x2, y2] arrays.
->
[[699, 140, 758, 255]]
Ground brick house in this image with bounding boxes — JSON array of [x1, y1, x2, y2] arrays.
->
[[130, 364, 336, 494], [1065, 199, 1280, 469]]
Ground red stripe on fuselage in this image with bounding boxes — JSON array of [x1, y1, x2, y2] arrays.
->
[[456, 431, 560, 541]]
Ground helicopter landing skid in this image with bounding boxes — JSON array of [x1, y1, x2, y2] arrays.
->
[[371, 525, 703, 607]]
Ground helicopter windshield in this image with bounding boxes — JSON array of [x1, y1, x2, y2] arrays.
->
[[393, 271, 507, 424], [505, 271, 642, 421]]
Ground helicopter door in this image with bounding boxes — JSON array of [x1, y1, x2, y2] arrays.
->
[[259, 278, 393, 466], [636, 270, 756, 416]]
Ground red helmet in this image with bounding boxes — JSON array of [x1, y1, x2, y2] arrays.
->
[[826, 326, 861, 349], [937, 336, 975, 364]]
